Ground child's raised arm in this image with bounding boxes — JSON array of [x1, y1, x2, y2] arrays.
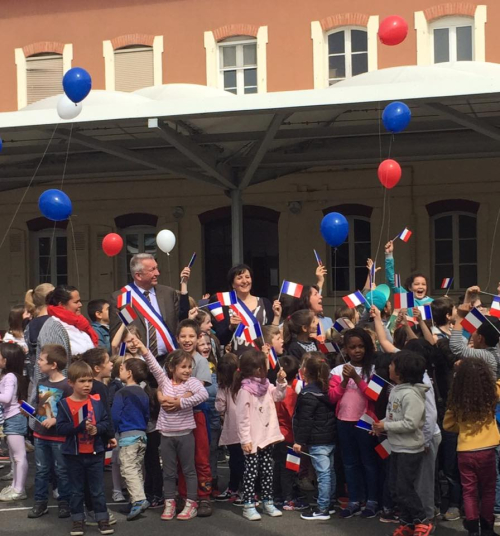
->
[[136, 336, 168, 389]]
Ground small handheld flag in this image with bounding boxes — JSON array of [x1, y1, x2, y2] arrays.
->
[[286, 447, 301, 472], [441, 278, 453, 290], [333, 318, 351, 333], [318, 341, 338, 354], [316, 321, 325, 342], [369, 262, 376, 289], [207, 301, 225, 322], [292, 376, 304, 395], [394, 291, 415, 310], [356, 412, 378, 432], [417, 305, 433, 322], [118, 304, 138, 326], [398, 228, 412, 242], [117, 291, 132, 309], [216, 291, 238, 307], [104, 450, 113, 466], [74, 403, 89, 426], [394, 274, 401, 288], [187, 252, 197, 268], [490, 296, 500, 319], [118, 342, 127, 357], [268, 347, 278, 369], [280, 280, 304, 299], [342, 291, 367, 308], [20, 400, 36, 417], [365, 374, 387, 402], [313, 249, 323, 266], [461, 308, 486, 334], [375, 439, 392, 459]]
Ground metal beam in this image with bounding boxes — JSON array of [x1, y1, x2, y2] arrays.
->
[[424, 102, 500, 143], [230, 188, 243, 265], [149, 118, 236, 190], [53, 128, 223, 188], [239, 113, 287, 189]]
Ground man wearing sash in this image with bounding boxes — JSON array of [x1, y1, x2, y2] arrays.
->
[[109, 254, 179, 361]]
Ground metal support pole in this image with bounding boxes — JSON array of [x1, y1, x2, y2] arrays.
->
[[231, 189, 244, 265]]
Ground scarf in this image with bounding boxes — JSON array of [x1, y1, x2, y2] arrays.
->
[[241, 377, 269, 397], [48, 305, 99, 347]]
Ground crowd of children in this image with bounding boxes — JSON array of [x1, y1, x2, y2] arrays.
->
[[1, 239, 500, 536]]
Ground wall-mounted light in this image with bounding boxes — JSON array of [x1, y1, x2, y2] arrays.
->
[[288, 201, 302, 215], [172, 206, 185, 219]]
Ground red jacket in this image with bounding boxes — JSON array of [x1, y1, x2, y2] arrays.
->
[[275, 386, 298, 444]]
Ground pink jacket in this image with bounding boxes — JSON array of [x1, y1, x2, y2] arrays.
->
[[236, 381, 287, 454], [215, 388, 239, 446]]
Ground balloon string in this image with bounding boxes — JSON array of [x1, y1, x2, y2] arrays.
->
[[378, 102, 382, 164], [0, 123, 59, 252], [167, 252, 172, 288], [333, 247, 337, 310], [60, 122, 73, 191], [68, 217, 80, 290], [374, 185, 388, 267], [485, 205, 500, 292]]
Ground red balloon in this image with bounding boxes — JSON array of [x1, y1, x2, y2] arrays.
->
[[378, 159, 402, 189], [378, 15, 409, 46], [102, 233, 123, 256]]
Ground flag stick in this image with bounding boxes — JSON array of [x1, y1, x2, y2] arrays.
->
[[277, 281, 284, 302], [300, 451, 319, 460], [479, 290, 499, 298], [483, 313, 500, 335]]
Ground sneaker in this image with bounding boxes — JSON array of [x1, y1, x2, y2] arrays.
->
[[0, 487, 27, 501], [414, 522, 434, 536], [112, 490, 126, 503], [340, 502, 362, 518], [97, 520, 114, 535], [328, 503, 336, 515], [300, 508, 331, 521], [495, 514, 500, 527], [392, 525, 415, 536], [283, 499, 309, 511], [25, 440, 35, 453], [149, 496, 164, 508], [197, 499, 212, 517], [58, 501, 71, 519], [127, 499, 149, 521], [361, 502, 379, 519], [298, 478, 315, 492], [70, 520, 85, 536], [243, 503, 261, 521], [216, 488, 237, 502], [263, 500, 282, 517], [443, 507, 460, 521], [161, 499, 176, 521], [28, 502, 49, 518], [86, 511, 117, 526], [231, 495, 245, 506], [52, 488, 59, 500], [380, 510, 400, 523], [177, 499, 198, 520], [273, 497, 284, 508], [0, 471, 13, 481]]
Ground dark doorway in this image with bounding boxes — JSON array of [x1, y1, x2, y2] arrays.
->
[[200, 206, 280, 300]]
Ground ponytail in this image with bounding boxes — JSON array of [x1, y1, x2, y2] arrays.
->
[[283, 309, 314, 344]]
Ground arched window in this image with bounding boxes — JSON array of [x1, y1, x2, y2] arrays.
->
[[430, 16, 473, 63], [115, 45, 154, 92], [26, 52, 63, 105], [327, 27, 368, 85], [218, 36, 257, 94]]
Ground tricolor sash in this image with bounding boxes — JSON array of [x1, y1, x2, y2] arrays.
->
[[122, 283, 177, 352]]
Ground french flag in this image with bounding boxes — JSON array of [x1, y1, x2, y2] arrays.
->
[[441, 278, 453, 290], [490, 297, 500, 319], [286, 447, 301, 472], [104, 450, 113, 466], [268, 347, 278, 369], [394, 274, 402, 288], [394, 291, 415, 309], [117, 291, 132, 309], [73, 403, 89, 427], [118, 342, 127, 357], [207, 301, 225, 322], [318, 341, 337, 354], [280, 280, 304, 299], [365, 374, 387, 402], [333, 318, 351, 333], [118, 304, 138, 326], [356, 412, 378, 432], [399, 228, 412, 242], [314, 249, 323, 266], [216, 291, 238, 307], [462, 308, 486, 334], [342, 291, 366, 308], [375, 439, 392, 459], [369, 262, 376, 289], [244, 322, 263, 343], [418, 305, 433, 321], [292, 376, 304, 395], [231, 300, 258, 327], [187, 252, 197, 268], [316, 321, 325, 342]]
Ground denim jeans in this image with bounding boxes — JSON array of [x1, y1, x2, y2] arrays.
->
[[440, 429, 462, 509], [309, 444, 335, 512], [65, 452, 108, 522], [34, 438, 70, 503], [337, 420, 380, 504]]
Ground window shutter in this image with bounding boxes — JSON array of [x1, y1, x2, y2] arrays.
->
[[115, 47, 154, 92], [26, 54, 63, 105]]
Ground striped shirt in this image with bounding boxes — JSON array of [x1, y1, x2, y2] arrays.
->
[[143, 350, 208, 435], [450, 330, 500, 379]]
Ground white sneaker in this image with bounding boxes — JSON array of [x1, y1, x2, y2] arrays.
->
[[112, 490, 126, 502], [0, 487, 27, 501], [243, 504, 262, 521], [262, 500, 282, 517], [52, 488, 59, 500]]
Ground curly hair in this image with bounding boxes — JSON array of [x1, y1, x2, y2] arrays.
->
[[447, 357, 497, 437]]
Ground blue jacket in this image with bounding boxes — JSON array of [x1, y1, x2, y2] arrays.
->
[[91, 322, 111, 353], [56, 396, 110, 456], [111, 385, 149, 434]]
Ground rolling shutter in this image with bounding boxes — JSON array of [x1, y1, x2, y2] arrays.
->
[[26, 54, 63, 105], [115, 46, 154, 92]]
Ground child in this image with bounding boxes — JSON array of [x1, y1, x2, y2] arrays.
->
[[4, 304, 29, 352], [273, 354, 308, 511], [28, 344, 72, 519], [0, 343, 28, 501], [88, 300, 111, 353], [263, 325, 284, 385], [373, 350, 433, 536], [215, 353, 244, 504], [444, 358, 500, 536], [284, 309, 319, 361], [233, 348, 287, 521], [112, 358, 150, 520], [293, 354, 336, 520], [111, 325, 141, 358], [56, 361, 113, 536], [328, 328, 380, 518], [135, 337, 208, 521]]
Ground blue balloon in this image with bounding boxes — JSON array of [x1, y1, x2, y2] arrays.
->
[[38, 189, 73, 221], [320, 212, 349, 248], [63, 67, 92, 104], [382, 101, 411, 133]]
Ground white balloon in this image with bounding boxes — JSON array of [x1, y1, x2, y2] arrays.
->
[[156, 229, 176, 254], [57, 95, 82, 120]]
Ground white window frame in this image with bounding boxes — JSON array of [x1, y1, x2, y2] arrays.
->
[[432, 211, 477, 291], [204, 26, 268, 93], [311, 18, 378, 89], [218, 37, 257, 95], [330, 215, 371, 293], [326, 27, 369, 85], [34, 230, 68, 286], [103, 35, 163, 91], [415, 5, 487, 66], [14, 44, 72, 110], [430, 16, 474, 63]]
